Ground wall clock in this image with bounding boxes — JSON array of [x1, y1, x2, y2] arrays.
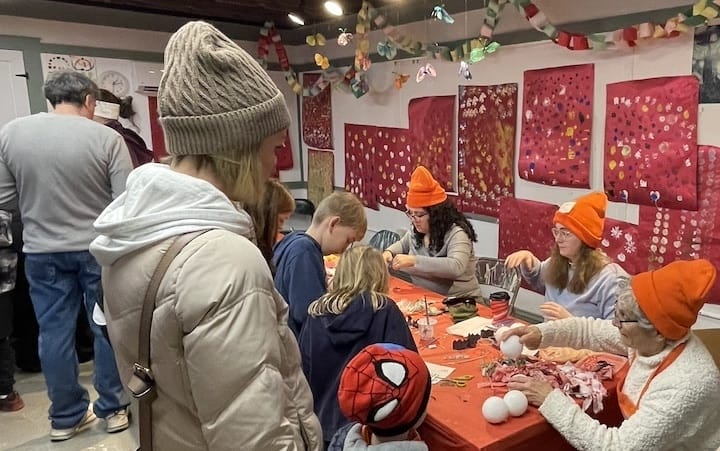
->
[[99, 70, 130, 97], [46, 55, 72, 71]]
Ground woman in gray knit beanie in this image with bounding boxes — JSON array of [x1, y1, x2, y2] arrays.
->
[[159, 20, 291, 206], [90, 21, 323, 451]]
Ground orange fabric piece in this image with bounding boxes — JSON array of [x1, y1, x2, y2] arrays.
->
[[617, 342, 686, 419], [388, 277, 624, 450]]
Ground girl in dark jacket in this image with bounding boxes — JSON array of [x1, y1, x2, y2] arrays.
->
[[299, 245, 416, 447]]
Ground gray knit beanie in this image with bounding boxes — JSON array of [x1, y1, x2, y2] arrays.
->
[[158, 21, 290, 158]]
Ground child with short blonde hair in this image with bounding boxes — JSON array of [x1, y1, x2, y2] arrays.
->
[[273, 191, 367, 337]]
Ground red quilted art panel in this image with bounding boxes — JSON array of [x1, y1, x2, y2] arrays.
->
[[519, 64, 594, 187], [604, 76, 700, 210], [270, 131, 293, 178], [498, 197, 556, 294], [638, 145, 720, 303], [344, 124, 379, 209], [147, 96, 165, 161], [458, 83, 518, 217], [302, 73, 333, 149], [346, 96, 455, 211], [600, 218, 644, 276], [374, 127, 414, 209]]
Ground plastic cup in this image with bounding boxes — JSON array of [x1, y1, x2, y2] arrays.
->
[[417, 318, 438, 344]]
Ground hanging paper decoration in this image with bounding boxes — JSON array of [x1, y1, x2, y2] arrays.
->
[[345, 125, 379, 209], [431, 5, 455, 24], [308, 149, 335, 208], [600, 218, 644, 276], [416, 63, 437, 83], [637, 145, 720, 303], [302, 73, 333, 150], [338, 28, 353, 46], [306, 33, 326, 46], [458, 61, 472, 80], [508, 0, 716, 51], [481, 0, 508, 38], [377, 41, 398, 60], [693, 24, 720, 104], [468, 41, 501, 63], [498, 197, 556, 294], [314, 53, 330, 70], [604, 76, 700, 210], [393, 73, 410, 90], [519, 64, 594, 187], [458, 84, 518, 217], [257, 21, 334, 98]]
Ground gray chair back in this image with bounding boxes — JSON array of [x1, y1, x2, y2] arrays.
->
[[475, 257, 522, 315], [368, 230, 400, 251]]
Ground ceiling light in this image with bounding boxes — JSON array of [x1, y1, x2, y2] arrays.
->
[[324, 1, 343, 16], [288, 12, 305, 25]]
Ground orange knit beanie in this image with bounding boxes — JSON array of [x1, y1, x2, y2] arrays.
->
[[406, 166, 447, 208], [553, 192, 607, 248], [631, 259, 716, 340]]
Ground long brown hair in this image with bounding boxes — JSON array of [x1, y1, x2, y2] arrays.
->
[[250, 180, 295, 268], [543, 244, 610, 294]]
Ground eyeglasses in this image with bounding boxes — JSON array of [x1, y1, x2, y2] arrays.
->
[[551, 228, 573, 240], [405, 211, 428, 220]]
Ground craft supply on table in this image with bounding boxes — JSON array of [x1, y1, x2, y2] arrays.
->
[[425, 362, 455, 384], [438, 375, 474, 387], [418, 317, 438, 344]]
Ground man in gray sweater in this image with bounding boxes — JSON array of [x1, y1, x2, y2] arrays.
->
[[0, 71, 133, 441]]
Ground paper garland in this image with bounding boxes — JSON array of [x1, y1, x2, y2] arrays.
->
[[604, 76, 700, 210], [458, 83, 518, 217], [519, 64, 594, 187]]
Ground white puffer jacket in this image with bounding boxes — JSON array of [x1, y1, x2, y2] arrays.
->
[[90, 164, 322, 451]]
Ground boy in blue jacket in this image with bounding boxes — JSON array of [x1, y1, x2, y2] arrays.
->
[[273, 191, 366, 337]]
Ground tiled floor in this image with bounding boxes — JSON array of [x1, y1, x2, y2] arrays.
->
[[0, 362, 138, 451]]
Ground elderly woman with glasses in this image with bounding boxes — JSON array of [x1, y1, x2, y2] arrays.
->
[[382, 166, 482, 298], [506, 192, 627, 320], [502, 259, 720, 450]]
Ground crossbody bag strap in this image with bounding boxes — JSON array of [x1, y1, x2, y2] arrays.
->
[[130, 230, 208, 451]]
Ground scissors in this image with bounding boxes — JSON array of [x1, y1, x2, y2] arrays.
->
[[439, 375, 474, 387]]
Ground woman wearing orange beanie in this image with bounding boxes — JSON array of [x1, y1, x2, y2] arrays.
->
[[506, 192, 628, 320], [382, 166, 482, 298], [503, 259, 720, 450]]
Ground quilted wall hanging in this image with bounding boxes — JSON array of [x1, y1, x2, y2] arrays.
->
[[518, 64, 594, 188], [601, 218, 643, 276], [302, 73, 334, 149], [308, 149, 335, 208], [458, 83, 518, 217], [345, 96, 455, 211], [638, 145, 720, 303], [344, 124, 379, 209], [498, 197, 557, 294], [604, 76, 700, 210]]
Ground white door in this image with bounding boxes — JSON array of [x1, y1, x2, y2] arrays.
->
[[0, 50, 31, 128]]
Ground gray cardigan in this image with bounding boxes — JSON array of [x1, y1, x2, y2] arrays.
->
[[386, 225, 481, 298]]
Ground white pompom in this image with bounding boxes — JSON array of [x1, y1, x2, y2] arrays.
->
[[500, 335, 523, 359]]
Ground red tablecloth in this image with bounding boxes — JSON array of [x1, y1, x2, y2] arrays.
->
[[388, 277, 625, 451]]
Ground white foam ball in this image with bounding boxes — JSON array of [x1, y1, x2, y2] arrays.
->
[[482, 396, 510, 424], [503, 390, 529, 417], [500, 335, 523, 359]]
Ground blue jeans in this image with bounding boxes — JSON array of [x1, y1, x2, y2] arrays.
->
[[24, 251, 129, 429]]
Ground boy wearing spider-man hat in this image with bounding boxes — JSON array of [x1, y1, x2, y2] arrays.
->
[[328, 343, 431, 450]]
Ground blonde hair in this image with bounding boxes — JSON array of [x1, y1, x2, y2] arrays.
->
[[312, 191, 368, 238], [171, 153, 266, 207], [543, 244, 611, 294], [308, 245, 389, 316]]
